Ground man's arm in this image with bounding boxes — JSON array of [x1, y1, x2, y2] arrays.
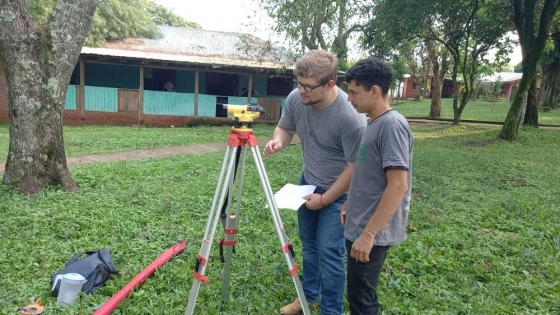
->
[[362, 169, 408, 236], [305, 122, 364, 210], [350, 169, 408, 262], [263, 125, 294, 157], [273, 125, 294, 146], [304, 162, 354, 210], [323, 162, 354, 204]]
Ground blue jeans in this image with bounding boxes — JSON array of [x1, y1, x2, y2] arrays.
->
[[298, 175, 346, 315]]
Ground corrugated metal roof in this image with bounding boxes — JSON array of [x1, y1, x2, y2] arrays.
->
[[81, 26, 292, 70]]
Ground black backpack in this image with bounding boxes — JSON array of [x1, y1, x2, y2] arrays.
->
[[51, 249, 119, 297]]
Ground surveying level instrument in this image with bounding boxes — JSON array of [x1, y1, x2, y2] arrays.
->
[[184, 104, 310, 315]]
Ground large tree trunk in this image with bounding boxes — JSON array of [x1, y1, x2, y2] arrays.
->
[[0, 0, 98, 194], [428, 40, 445, 117], [3, 65, 77, 194], [538, 60, 560, 109], [451, 60, 461, 125], [422, 54, 431, 98], [500, 0, 559, 140], [524, 78, 539, 126], [500, 62, 536, 140], [430, 77, 442, 117]]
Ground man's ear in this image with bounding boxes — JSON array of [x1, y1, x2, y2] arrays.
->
[[370, 85, 380, 98]]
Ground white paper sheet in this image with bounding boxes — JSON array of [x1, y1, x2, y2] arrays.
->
[[273, 184, 317, 211]]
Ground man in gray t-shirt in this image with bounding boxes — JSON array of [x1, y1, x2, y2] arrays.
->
[[342, 57, 413, 315], [264, 50, 366, 315]]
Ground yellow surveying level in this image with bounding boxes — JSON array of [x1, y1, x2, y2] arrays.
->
[[221, 103, 265, 131]]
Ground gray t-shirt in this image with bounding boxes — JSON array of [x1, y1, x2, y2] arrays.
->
[[279, 88, 367, 190], [345, 110, 413, 246]]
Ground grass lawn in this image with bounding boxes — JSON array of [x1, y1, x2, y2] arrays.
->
[[392, 98, 560, 126], [0, 123, 275, 161], [0, 125, 559, 314]]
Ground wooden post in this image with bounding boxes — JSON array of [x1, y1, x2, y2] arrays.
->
[[194, 70, 199, 116], [247, 74, 253, 104], [79, 60, 86, 120], [139, 65, 144, 124]]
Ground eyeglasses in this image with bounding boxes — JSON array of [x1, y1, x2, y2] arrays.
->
[[293, 79, 328, 92]]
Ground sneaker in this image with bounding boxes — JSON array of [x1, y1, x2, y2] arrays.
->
[[279, 298, 319, 315]]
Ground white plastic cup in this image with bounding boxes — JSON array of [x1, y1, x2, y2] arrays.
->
[[52, 273, 87, 306]]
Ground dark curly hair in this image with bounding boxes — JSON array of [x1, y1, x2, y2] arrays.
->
[[344, 57, 393, 96]]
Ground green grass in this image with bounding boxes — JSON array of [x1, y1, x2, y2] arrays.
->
[[0, 125, 559, 314], [392, 98, 560, 126], [0, 124, 275, 161]]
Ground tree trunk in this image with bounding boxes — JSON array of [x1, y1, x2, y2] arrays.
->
[[538, 59, 560, 109], [430, 77, 442, 117], [3, 69, 77, 194], [474, 80, 482, 99], [457, 84, 471, 125], [523, 78, 539, 126], [500, 0, 560, 140], [428, 40, 444, 117], [451, 60, 461, 125], [0, 0, 98, 194], [499, 63, 536, 140], [423, 54, 431, 98]]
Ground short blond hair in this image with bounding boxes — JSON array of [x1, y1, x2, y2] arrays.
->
[[294, 50, 338, 83]]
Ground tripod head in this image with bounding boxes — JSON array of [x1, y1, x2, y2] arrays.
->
[[221, 103, 265, 131]]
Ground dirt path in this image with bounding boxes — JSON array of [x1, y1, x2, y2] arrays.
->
[[0, 137, 299, 173], [0, 120, 557, 173]]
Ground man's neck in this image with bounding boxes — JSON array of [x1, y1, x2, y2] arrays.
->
[[312, 86, 339, 110], [367, 101, 392, 121]]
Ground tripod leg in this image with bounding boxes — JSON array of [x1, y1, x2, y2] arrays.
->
[[250, 145, 312, 315], [220, 146, 243, 229], [221, 144, 248, 302], [185, 145, 239, 315]]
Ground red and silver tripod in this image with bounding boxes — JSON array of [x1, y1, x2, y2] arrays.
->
[[184, 104, 310, 315]]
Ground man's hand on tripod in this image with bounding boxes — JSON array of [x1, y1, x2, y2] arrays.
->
[[264, 140, 284, 157], [303, 193, 324, 210]]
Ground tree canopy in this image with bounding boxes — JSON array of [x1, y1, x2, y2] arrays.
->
[[257, 0, 370, 70], [364, 0, 513, 124], [28, 0, 201, 47]]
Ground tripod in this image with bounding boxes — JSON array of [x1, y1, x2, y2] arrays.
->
[[185, 104, 310, 315]]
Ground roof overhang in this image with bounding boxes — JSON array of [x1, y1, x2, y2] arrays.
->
[[80, 47, 293, 73]]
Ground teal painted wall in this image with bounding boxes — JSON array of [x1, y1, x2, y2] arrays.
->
[[144, 91, 195, 116], [238, 75, 270, 97], [85, 63, 140, 89], [199, 72, 207, 94], [252, 76, 268, 96], [198, 94, 216, 117], [238, 75, 248, 96], [65, 85, 77, 110], [70, 66, 80, 85], [227, 96, 258, 105], [84, 86, 118, 112], [175, 70, 196, 93]]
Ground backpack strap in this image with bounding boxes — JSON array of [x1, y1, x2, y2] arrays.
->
[[64, 250, 98, 267], [97, 249, 119, 274]]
